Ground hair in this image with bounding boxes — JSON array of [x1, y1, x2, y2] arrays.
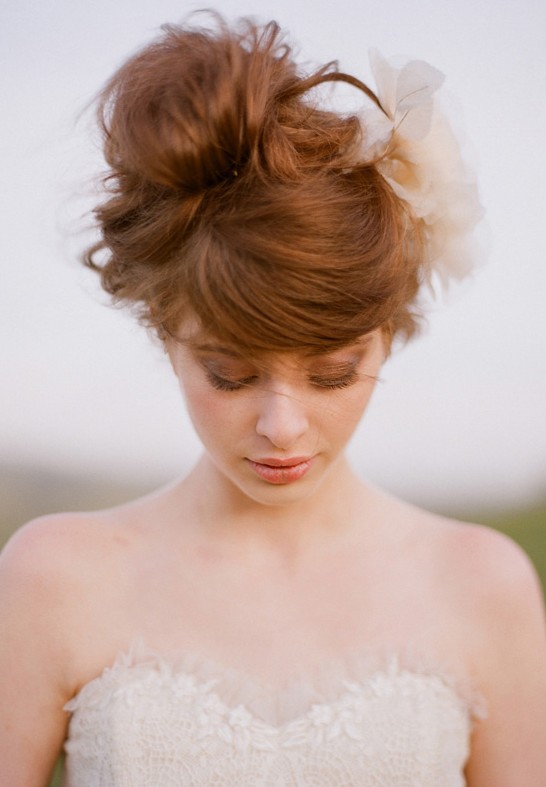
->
[[84, 13, 426, 354]]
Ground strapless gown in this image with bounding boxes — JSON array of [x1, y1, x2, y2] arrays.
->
[[62, 641, 485, 786]]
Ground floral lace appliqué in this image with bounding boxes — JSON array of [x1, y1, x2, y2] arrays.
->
[[63, 643, 485, 786]]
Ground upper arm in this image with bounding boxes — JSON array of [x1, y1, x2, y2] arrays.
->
[[0, 516, 81, 786], [461, 527, 546, 785]]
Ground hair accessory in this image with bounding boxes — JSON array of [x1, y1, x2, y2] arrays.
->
[[360, 50, 484, 289]]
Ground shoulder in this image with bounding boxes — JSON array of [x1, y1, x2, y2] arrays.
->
[[438, 518, 543, 611], [0, 512, 123, 631], [1, 512, 91, 588], [371, 492, 542, 608], [439, 522, 546, 781], [430, 518, 546, 673], [413, 513, 544, 620], [1, 510, 144, 693], [0, 514, 95, 698], [392, 502, 545, 641], [1, 509, 131, 587], [369, 490, 542, 600], [0, 511, 141, 773], [0, 480, 189, 619], [1, 512, 135, 641]]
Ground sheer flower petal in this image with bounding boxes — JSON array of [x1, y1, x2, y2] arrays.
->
[[360, 51, 484, 289]]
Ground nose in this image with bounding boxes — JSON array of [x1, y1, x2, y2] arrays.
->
[[255, 389, 309, 450]]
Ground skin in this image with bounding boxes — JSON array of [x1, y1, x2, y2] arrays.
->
[[1, 327, 545, 785]]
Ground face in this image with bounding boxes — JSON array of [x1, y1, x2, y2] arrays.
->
[[167, 328, 385, 507]]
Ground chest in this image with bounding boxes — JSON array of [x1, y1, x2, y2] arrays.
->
[[115, 539, 444, 681]]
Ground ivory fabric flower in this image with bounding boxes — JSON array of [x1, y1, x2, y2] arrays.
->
[[360, 50, 484, 288]]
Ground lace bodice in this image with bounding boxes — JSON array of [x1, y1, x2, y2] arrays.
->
[[63, 642, 485, 786]]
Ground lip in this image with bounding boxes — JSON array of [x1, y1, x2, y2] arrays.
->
[[252, 456, 311, 467], [246, 456, 313, 484]]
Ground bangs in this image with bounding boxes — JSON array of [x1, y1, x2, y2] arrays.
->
[[184, 243, 381, 353], [160, 170, 413, 353]]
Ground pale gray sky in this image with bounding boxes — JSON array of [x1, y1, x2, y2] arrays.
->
[[2, 0, 545, 511]]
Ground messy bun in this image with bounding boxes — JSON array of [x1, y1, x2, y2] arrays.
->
[[84, 14, 425, 350]]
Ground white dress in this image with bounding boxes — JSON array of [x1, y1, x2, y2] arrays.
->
[[62, 641, 485, 786]]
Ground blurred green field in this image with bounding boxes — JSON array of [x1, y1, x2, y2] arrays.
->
[[50, 758, 63, 787]]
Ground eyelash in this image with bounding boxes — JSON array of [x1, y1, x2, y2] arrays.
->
[[205, 371, 258, 391], [205, 369, 359, 392], [310, 371, 358, 389]]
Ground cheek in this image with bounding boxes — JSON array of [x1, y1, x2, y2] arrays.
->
[[181, 381, 250, 450], [335, 384, 377, 433], [307, 389, 370, 449], [183, 383, 221, 433]]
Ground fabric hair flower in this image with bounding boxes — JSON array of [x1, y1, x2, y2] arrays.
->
[[360, 50, 484, 289]]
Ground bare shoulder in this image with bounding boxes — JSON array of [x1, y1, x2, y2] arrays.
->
[[0, 510, 143, 782], [1, 509, 139, 676], [1, 512, 114, 623], [2, 511, 94, 593], [405, 508, 546, 781], [0, 485, 182, 654], [376, 491, 540, 588], [427, 513, 546, 679], [0, 479, 172, 565], [1, 508, 132, 591], [434, 524, 546, 782], [386, 497, 545, 641], [433, 516, 544, 616]]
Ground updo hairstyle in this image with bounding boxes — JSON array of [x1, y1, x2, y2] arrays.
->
[[84, 14, 426, 353]]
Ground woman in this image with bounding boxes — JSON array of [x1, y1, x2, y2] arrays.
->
[[1, 14, 545, 786]]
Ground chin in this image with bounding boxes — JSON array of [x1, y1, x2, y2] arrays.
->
[[231, 468, 330, 509], [241, 487, 320, 509]]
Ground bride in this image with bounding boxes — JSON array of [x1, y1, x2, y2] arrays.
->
[[1, 14, 545, 786]]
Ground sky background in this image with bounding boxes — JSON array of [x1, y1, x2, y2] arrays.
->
[[1, 0, 545, 513]]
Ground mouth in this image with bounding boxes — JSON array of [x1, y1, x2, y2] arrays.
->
[[246, 456, 313, 484]]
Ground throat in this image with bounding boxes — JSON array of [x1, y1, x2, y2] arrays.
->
[[198, 456, 364, 547]]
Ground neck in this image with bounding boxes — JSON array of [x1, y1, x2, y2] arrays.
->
[[173, 453, 375, 562]]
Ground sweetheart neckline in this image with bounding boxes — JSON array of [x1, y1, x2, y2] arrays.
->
[[64, 639, 487, 729]]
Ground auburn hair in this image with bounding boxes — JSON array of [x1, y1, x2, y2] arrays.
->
[[84, 14, 426, 353]]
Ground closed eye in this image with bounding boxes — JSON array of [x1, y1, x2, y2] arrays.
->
[[308, 369, 359, 389], [205, 369, 258, 391]]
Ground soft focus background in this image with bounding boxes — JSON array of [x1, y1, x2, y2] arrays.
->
[[1, 2, 545, 782], [1, 0, 545, 552]]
